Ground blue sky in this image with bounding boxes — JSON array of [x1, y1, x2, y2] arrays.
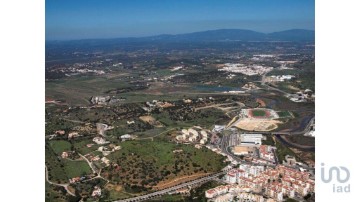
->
[[46, 0, 314, 40]]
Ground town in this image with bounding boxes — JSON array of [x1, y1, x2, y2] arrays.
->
[[46, 29, 315, 202]]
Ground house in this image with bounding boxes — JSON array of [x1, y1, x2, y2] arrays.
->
[[93, 137, 109, 145], [120, 134, 134, 140], [91, 186, 102, 197], [55, 130, 65, 135], [213, 125, 225, 133], [69, 177, 81, 184], [61, 152, 69, 159], [101, 157, 111, 166], [127, 120, 135, 125], [195, 144, 202, 149], [214, 193, 234, 202], [68, 132, 80, 139], [183, 99, 192, 104]]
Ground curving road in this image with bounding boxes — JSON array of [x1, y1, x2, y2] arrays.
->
[[45, 166, 76, 196]]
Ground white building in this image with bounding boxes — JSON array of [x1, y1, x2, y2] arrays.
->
[[93, 137, 109, 145], [91, 186, 102, 197], [200, 139, 207, 145], [240, 134, 263, 145], [213, 125, 225, 133], [225, 170, 238, 184], [120, 134, 133, 140], [214, 193, 234, 202], [188, 128, 199, 137]]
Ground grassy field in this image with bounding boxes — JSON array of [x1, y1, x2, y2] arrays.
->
[[63, 160, 92, 178], [46, 144, 69, 183], [73, 138, 98, 154], [46, 141, 92, 183], [46, 75, 131, 105], [251, 109, 267, 117], [49, 140, 72, 154]]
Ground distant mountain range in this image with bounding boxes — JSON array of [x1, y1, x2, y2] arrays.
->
[[142, 29, 314, 42], [48, 29, 315, 43]]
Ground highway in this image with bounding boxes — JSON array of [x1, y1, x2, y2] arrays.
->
[[222, 132, 314, 170], [115, 169, 231, 202], [112, 115, 314, 202]]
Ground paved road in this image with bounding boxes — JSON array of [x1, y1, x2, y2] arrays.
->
[[78, 153, 97, 174], [258, 72, 291, 96], [45, 166, 75, 196], [135, 128, 176, 140], [221, 116, 315, 170], [115, 169, 231, 202]]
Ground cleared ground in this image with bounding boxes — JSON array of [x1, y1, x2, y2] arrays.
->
[[233, 118, 282, 131], [139, 115, 163, 127]]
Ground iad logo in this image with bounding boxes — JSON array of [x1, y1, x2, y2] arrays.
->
[[321, 163, 350, 193]]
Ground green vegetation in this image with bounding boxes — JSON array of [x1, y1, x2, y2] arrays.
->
[[46, 75, 131, 105], [251, 109, 267, 117], [275, 138, 297, 163], [262, 135, 275, 146], [287, 135, 315, 147], [45, 182, 67, 202], [72, 178, 108, 201], [63, 160, 92, 178], [103, 139, 226, 192], [187, 181, 223, 201], [46, 142, 92, 184], [107, 190, 134, 201], [45, 115, 78, 136], [49, 140, 72, 154], [73, 139, 97, 154], [46, 144, 69, 183], [277, 111, 293, 118], [153, 108, 229, 129], [46, 182, 81, 202]]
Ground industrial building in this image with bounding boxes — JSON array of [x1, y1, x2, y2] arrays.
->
[[240, 134, 263, 145]]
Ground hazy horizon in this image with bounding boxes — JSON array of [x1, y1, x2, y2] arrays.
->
[[45, 28, 315, 42], [46, 0, 315, 40]]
